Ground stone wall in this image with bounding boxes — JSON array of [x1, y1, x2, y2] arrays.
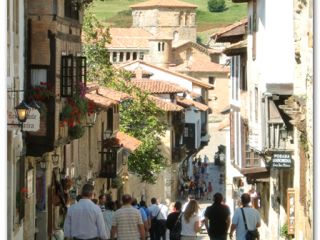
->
[[132, 8, 196, 42], [293, 0, 313, 239]]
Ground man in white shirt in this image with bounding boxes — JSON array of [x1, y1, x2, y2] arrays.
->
[[64, 184, 108, 240], [229, 193, 261, 240], [148, 197, 168, 240]]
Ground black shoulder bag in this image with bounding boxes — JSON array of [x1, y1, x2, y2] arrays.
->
[[151, 207, 161, 228], [240, 208, 260, 240], [169, 213, 183, 240]]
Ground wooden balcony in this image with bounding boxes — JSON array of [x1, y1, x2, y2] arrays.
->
[[172, 144, 186, 163]]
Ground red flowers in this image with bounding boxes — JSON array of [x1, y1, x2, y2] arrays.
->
[[27, 82, 55, 101], [20, 187, 28, 194], [60, 84, 97, 128]]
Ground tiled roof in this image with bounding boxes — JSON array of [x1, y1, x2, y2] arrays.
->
[[187, 91, 202, 98], [97, 87, 131, 102], [130, 0, 197, 9], [115, 131, 142, 152], [85, 92, 118, 109], [119, 60, 214, 89], [130, 79, 187, 94], [173, 41, 213, 56], [223, 39, 247, 56], [148, 95, 184, 112], [211, 18, 247, 39], [170, 59, 229, 73], [107, 28, 153, 49], [176, 97, 209, 111]]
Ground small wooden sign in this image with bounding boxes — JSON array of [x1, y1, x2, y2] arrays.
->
[[287, 188, 295, 235]]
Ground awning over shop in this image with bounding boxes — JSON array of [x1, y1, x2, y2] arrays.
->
[[241, 166, 270, 183], [266, 83, 293, 95]]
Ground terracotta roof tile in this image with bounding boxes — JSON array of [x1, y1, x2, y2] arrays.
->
[[107, 28, 153, 49], [115, 131, 142, 152], [223, 39, 247, 56], [98, 87, 131, 102], [130, 79, 187, 94], [85, 92, 117, 109], [148, 95, 184, 112], [130, 0, 197, 9], [119, 60, 214, 89], [170, 59, 229, 73], [211, 18, 247, 39], [176, 98, 209, 111]]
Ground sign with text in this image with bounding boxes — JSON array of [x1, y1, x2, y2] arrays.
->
[[287, 188, 295, 235], [271, 152, 292, 168], [7, 109, 40, 131]]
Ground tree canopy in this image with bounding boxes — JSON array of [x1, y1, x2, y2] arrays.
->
[[82, 8, 167, 183]]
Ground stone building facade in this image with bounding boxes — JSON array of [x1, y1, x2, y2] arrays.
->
[[131, 0, 197, 43]]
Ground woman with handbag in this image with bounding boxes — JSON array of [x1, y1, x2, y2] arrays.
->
[[180, 200, 202, 240]]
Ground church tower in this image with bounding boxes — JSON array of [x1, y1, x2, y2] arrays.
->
[[130, 0, 197, 43]]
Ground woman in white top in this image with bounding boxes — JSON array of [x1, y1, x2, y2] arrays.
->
[[181, 199, 202, 240]]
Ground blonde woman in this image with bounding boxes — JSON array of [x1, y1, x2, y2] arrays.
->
[[181, 199, 202, 240]]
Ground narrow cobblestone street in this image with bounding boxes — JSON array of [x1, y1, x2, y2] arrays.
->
[[180, 120, 228, 240]]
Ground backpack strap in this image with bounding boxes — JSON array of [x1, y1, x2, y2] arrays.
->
[[240, 208, 248, 230], [154, 205, 162, 219], [173, 212, 183, 227]]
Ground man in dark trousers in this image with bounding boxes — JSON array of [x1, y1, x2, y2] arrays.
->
[[204, 192, 230, 240], [166, 201, 182, 239]]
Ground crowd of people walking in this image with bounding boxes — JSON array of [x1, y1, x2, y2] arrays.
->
[[62, 183, 261, 240], [179, 155, 215, 201]]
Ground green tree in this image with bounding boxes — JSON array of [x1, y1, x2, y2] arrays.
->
[[111, 75, 167, 184], [208, 0, 226, 12], [82, 8, 167, 183]]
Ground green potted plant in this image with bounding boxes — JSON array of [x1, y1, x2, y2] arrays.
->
[[280, 223, 293, 240], [68, 125, 85, 139], [111, 176, 123, 189]]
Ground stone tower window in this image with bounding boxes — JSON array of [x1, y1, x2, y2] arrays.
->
[[185, 12, 189, 26], [133, 52, 137, 60], [186, 48, 192, 61], [112, 52, 117, 62], [158, 42, 165, 52], [126, 52, 130, 61], [119, 52, 124, 62], [179, 12, 184, 26], [139, 52, 144, 60], [173, 31, 179, 41]]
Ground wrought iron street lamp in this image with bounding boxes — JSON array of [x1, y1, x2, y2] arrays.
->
[[52, 150, 60, 165], [15, 100, 31, 123], [86, 112, 97, 127], [280, 125, 288, 140], [104, 129, 113, 139]]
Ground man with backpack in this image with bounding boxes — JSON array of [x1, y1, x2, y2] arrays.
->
[[166, 201, 182, 240], [148, 197, 168, 240]]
